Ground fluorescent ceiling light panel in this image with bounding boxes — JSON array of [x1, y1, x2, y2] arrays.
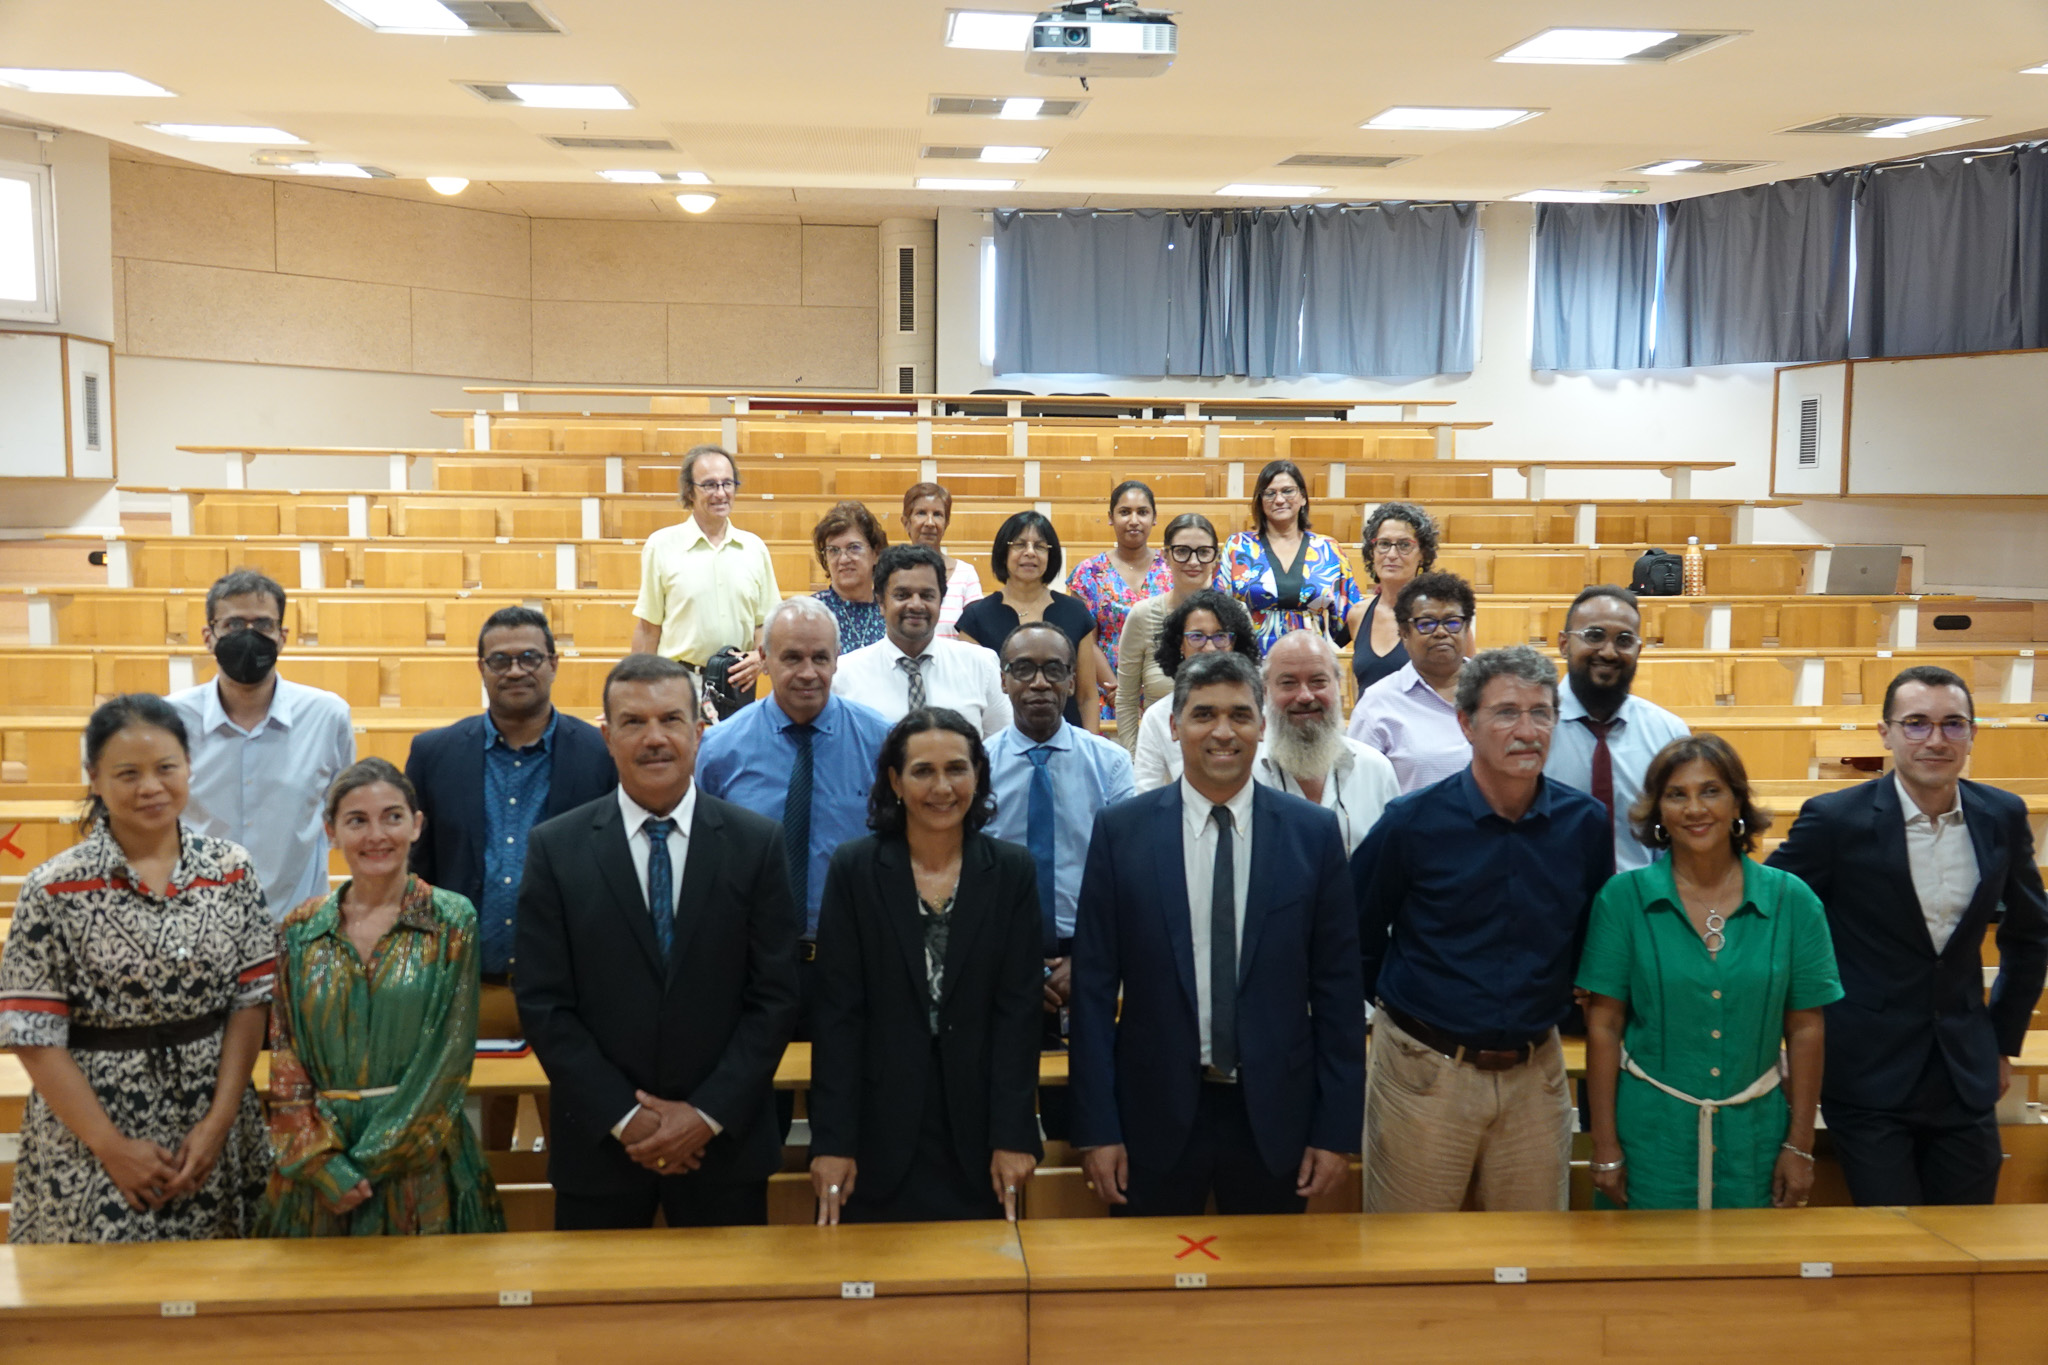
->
[[1497, 28, 1675, 63], [1217, 183, 1328, 196], [1867, 115, 1974, 138], [1511, 189, 1629, 202], [0, 68, 174, 96], [945, 10, 1037, 49], [917, 176, 1019, 190], [997, 97, 1045, 119], [286, 162, 376, 177], [2025, 61, 2048, 75], [1639, 159, 1703, 175], [600, 169, 711, 183], [979, 145, 1047, 163], [1365, 106, 1541, 131], [148, 123, 307, 143], [326, 0, 468, 32], [504, 82, 632, 109]]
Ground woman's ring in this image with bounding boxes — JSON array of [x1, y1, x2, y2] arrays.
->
[[1006, 1184, 1016, 1194], [828, 1184, 841, 1196]]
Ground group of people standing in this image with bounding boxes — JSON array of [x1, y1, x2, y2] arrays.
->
[[3, 448, 2043, 1244]]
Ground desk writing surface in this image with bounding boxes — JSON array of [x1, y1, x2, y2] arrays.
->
[[0, 1221, 1027, 1317], [1016, 1208, 1975, 1290], [1901, 1205, 2048, 1270]]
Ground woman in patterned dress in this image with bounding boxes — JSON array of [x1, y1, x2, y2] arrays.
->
[[259, 758, 504, 1236], [1065, 481, 1172, 731], [1222, 459, 1367, 656], [811, 500, 888, 653], [0, 694, 273, 1243]]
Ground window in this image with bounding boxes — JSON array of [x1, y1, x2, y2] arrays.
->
[[0, 160, 58, 324]]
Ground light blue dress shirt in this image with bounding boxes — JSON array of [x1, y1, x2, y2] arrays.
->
[[694, 692, 893, 936], [986, 721, 1135, 942], [169, 675, 356, 919], [1544, 684, 1692, 873]]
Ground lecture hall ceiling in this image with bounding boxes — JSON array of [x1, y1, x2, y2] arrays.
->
[[4, 0, 2048, 218]]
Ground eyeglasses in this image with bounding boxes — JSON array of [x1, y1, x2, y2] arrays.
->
[[1564, 625, 1642, 652], [1408, 616, 1467, 636], [1893, 717, 1972, 742], [482, 650, 553, 675], [1370, 538, 1419, 555], [211, 616, 282, 638], [1260, 486, 1303, 504], [822, 542, 870, 560], [1183, 631, 1235, 649], [692, 478, 739, 494], [1002, 659, 1073, 684], [1482, 705, 1557, 729], [1166, 543, 1220, 564]]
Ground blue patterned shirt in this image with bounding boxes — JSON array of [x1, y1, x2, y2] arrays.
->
[[814, 588, 886, 653], [481, 710, 556, 974]]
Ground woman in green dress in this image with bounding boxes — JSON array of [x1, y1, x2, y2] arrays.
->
[[1578, 733, 1842, 1211], [259, 758, 505, 1236]]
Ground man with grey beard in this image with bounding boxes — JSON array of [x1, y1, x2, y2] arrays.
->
[[1254, 630, 1397, 854]]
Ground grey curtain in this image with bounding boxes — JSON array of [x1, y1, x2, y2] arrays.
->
[[1851, 152, 2023, 357], [1530, 202, 1659, 371], [992, 208, 1178, 374], [1299, 203, 1478, 377], [1658, 175, 1854, 366]]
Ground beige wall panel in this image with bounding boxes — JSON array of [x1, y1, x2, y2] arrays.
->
[[110, 159, 275, 271], [112, 258, 127, 353], [667, 304, 876, 388], [802, 225, 879, 307], [275, 183, 530, 297], [124, 260, 411, 371], [412, 289, 532, 380], [532, 299, 667, 384], [532, 220, 802, 305]]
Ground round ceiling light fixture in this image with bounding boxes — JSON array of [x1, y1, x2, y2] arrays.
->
[[426, 176, 470, 195], [676, 191, 719, 214]]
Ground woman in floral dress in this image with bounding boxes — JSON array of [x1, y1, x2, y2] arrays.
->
[[1222, 459, 1366, 656], [1065, 480, 1172, 730]]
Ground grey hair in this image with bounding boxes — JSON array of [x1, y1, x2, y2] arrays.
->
[[1262, 628, 1340, 679], [678, 444, 736, 508], [1454, 644, 1558, 718], [1171, 650, 1266, 719], [764, 595, 840, 653]]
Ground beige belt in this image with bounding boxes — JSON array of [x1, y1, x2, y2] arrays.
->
[[318, 1086, 399, 1101], [1620, 1048, 1782, 1210]]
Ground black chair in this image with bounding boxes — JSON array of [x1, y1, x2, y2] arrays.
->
[[948, 387, 1034, 417]]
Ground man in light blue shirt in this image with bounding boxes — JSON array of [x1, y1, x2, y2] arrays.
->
[[168, 570, 355, 918], [1543, 585, 1690, 872]]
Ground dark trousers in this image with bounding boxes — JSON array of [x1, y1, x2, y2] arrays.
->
[[1038, 935, 1073, 1143], [1114, 1081, 1306, 1218], [1823, 1047, 2003, 1206], [778, 950, 818, 1143], [845, 1038, 1002, 1224], [554, 1177, 768, 1230]]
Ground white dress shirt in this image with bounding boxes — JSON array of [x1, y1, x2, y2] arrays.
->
[[1181, 776, 1256, 1070], [1254, 735, 1399, 854], [830, 634, 1012, 736], [1133, 699, 1183, 792], [1897, 773, 1980, 954]]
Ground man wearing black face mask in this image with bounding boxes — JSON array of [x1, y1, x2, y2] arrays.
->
[[168, 569, 355, 919]]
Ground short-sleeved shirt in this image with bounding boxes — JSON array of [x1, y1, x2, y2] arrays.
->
[[633, 516, 781, 666], [814, 588, 886, 653], [937, 558, 984, 640], [1575, 856, 1843, 1209]]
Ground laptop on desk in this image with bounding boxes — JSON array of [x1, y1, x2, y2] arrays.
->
[[1824, 545, 1905, 595]]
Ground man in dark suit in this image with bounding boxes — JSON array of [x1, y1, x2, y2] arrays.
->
[[1769, 664, 2048, 1205], [515, 653, 801, 1229], [1071, 650, 1363, 1216], [405, 606, 617, 1040]]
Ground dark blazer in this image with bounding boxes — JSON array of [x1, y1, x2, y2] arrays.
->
[[807, 833, 1045, 1201], [1768, 776, 2048, 1113], [513, 790, 801, 1196], [405, 710, 618, 912], [1069, 782, 1365, 1177]]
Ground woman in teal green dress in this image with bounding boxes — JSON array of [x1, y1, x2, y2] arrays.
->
[[1578, 733, 1842, 1211], [259, 758, 505, 1236]]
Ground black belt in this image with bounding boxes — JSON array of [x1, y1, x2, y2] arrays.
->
[[799, 939, 817, 963], [480, 971, 514, 988], [1381, 1005, 1545, 1072], [69, 1008, 228, 1052]]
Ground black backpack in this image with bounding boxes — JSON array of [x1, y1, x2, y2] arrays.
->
[[1631, 549, 1684, 596]]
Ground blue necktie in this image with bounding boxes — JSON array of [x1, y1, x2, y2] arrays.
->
[[644, 816, 677, 964], [1025, 745, 1057, 954], [783, 724, 815, 927]]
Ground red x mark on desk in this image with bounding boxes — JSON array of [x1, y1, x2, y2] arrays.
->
[[0, 824, 23, 861], [1174, 1234, 1219, 1260]]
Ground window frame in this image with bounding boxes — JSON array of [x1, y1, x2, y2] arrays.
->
[[0, 159, 60, 325]]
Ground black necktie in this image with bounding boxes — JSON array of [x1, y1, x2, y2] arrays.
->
[[1210, 804, 1238, 1077], [783, 723, 815, 922]]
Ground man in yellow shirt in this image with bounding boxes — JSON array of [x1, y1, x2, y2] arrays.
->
[[631, 445, 780, 695]]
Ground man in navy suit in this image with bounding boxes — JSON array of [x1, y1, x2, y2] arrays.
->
[[405, 606, 618, 1039], [1769, 665, 2048, 1205], [1070, 650, 1364, 1216]]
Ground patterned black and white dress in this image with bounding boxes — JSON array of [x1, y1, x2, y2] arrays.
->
[[0, 824, 275, 1243]]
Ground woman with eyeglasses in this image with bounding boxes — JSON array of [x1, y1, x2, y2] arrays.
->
[[1112, 513, 1225, 756], [1223, 460, 1366, 656], [1348, 571, 1479, 792], [1131, 588, 1261, 792], [811, 501, 890, 652], [1354, 502, 1441, 694], [901, 482, 984, 639], [1579, 734, 1839, 1212], [1066, 481, 1173, 734], [955, 511, 1100, 730]]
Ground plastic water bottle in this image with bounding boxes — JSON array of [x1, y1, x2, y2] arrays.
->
[[1682, 537, 1706, 597]]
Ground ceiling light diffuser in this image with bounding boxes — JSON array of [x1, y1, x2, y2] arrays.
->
[[0, 68, 174, 96], [1217, 183, 1328, 196], [2025, 62, 2048, 75], [287, 162, 376, 177], [997, 97, 1045, 119], [917, 177, 1020, 190], [945, 10, 1037, 49], [1639, 159, 1703, 175], [148, 123, 307, 144], [675, 192, 719, 213], [427, 177, 470, 194], [979, 145, 1047, 163], [599, 169, 663, 183], [1497, 28, 1675, 63], [325, 0, 469, 32], [1365, 106, 1541, 131], [1866, 115, 1974, 138], [1510, 189, 1629, 203], [504, 82, 632, 109]]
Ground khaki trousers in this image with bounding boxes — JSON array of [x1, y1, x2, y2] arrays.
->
[[1362, 1012, 1572, 1213]]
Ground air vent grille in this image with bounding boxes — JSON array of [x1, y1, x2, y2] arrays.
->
[[1781, 115, 1918, 136], [1627, 159, 1774, 175], [922, 146, 990, 160], [1280, 153, 1412, 169], [82, 374, 101, 451], [897, 247, 917, 333], [1798, 396, 1821, 467], [443, 1, 560, 32], [1629, 31, 1743, 62], [543, 135, 676, 151], [928, 96, 1087, 118], [898, 365, 917, 394]]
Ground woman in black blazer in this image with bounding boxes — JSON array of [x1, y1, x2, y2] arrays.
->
[[809, 707, 1044, 1223]]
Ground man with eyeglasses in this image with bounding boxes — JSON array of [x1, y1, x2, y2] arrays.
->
[[1348, 571, 1477, 793], [1544, 586, 1690, 872], [985, 622, 1135, 1118], [404, 606, 618, 1040], [1353, 645, 1612, 1213], [1769, 665, 2048, 1206], [169, 569, 355, 920], [630, 444, 780, 703]]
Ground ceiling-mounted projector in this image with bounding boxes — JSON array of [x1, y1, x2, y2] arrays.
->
[[1025, 2, 1177, 78]]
